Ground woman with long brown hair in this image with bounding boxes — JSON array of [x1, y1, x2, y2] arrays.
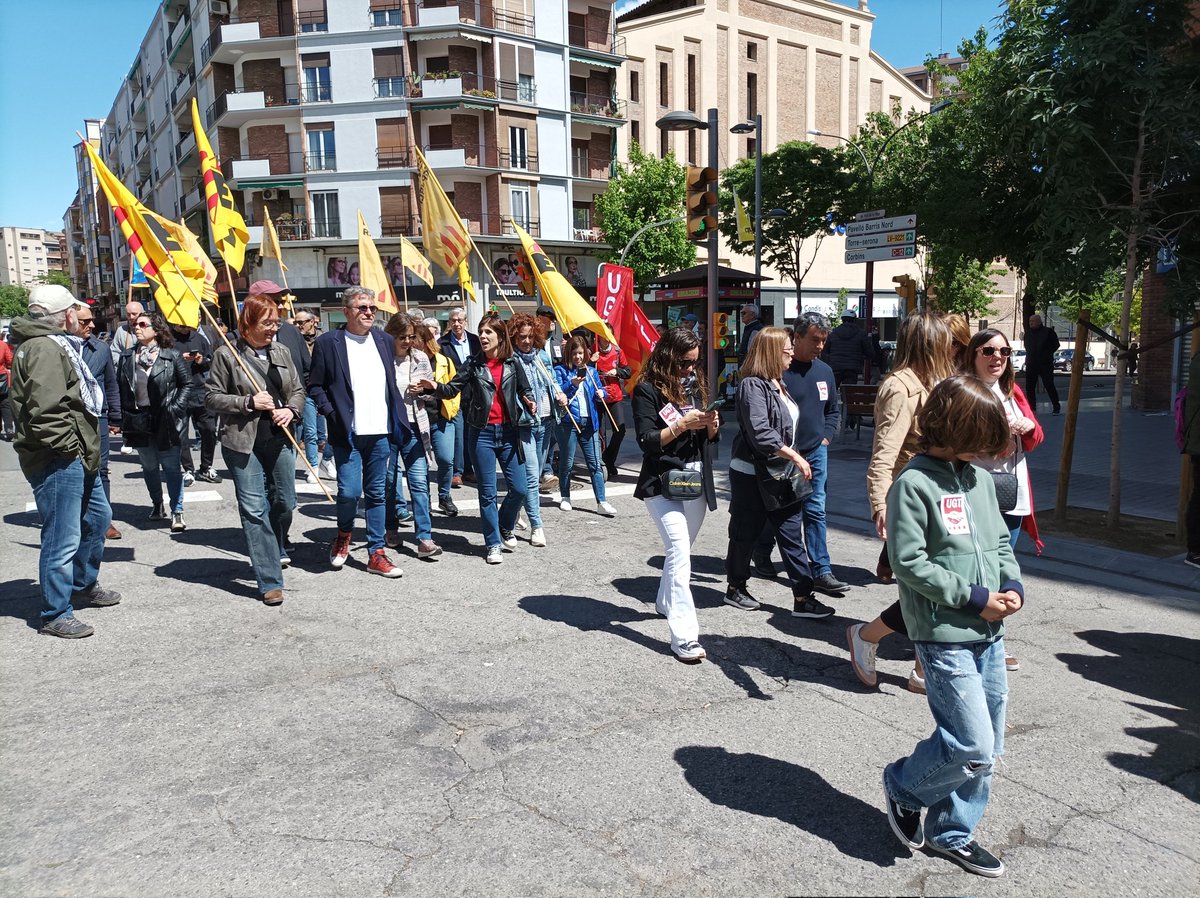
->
[[632, 327, 720, 662]]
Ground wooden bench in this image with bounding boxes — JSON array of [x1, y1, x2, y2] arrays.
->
[[840, 383, 880, 440]]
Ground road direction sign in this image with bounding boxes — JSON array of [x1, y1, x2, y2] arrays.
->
[[846, 230, 916, 251], [844, 213, 917, 237], [853, 209, 887, 221], [845, 244, 917, 264]]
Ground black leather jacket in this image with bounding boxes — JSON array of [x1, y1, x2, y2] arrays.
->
[[435, 353, 535, 429], [117, 347, 195, 449]]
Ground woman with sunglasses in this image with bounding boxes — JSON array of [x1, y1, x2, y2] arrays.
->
[[632, 328, 720, 662], [415, 313, 536, 564], [117, 311, 194, 533], [382, 312, 442, 560], [205, 295, 305, 605]]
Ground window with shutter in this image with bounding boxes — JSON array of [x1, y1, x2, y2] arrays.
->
[[373, 48, 405, 97], [376, 118, 408, 168]]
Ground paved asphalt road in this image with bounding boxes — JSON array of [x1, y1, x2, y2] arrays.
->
[[1, 427, 1196, 897]]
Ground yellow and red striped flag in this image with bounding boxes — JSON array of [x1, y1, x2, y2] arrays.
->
[[357, 211, 400, 314], [399, 235, 432, 287], [414, 146, 472, 275], [191, 98, 249, 272], [82, 141, 207, 327]]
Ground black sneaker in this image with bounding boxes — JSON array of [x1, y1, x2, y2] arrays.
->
[[883, 772, 924, 849], [39, 615, 94, 639], [1185, 552, 1200, 569], [751, 555, 778, 578], [928, 840, 1005, 878], [195, 467, 223, 484], [72, 584, 122, 607], [813, 572, 849, 596], [439, 498, 459, 517], [723, 586, 761, 610], [792, 594, 835, 618]]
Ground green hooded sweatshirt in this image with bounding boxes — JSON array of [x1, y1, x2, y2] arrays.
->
[[886, 453, 1024, 644], [9, 316, 101, 477]]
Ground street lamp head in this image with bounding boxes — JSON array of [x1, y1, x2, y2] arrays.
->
[[655, 110, 708, 132], [766, 208, 788, 218], [730, 121, 756, 134], [807, 129, 824, 137]]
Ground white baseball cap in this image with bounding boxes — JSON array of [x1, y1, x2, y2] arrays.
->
[[28, 284, 81, 315]]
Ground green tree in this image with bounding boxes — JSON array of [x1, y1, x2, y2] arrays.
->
[[595, 142, 696, 286], [924, 249, 1005, 319], [1056, 268, 1142, 334], [34, 270, 72, 289], [718, 141, 852, 303], [0, 284, 30, 318]]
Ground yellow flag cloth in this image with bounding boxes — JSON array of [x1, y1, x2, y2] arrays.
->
[[82, 141, 206, 328], [148, 212, 219, 306], [400, 235, 433, 287], [191, 98, 249, 272], [457, 259, 477, 305], [734, 188, 755, 243], [357, 211, 400, 314], [512, 221, 614, 344], [262, 207, 287, 272], [414, 146, 471, 275]]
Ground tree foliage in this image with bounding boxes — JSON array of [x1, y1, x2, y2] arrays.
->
[[34, 270, 72, 289], [0, 285, 30, 318], [595, 141, 696, 284], [923, 249, 1005, 320], [717, 141, 852, 300]]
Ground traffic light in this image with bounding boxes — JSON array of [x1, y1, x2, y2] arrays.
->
[[712, 311, 730, 351], [893, 274, 918, 314], [685, 164, 718, 242]]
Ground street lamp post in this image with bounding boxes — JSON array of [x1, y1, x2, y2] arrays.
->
[[656, 107, 720, 399], [730, 115, 763, 286]]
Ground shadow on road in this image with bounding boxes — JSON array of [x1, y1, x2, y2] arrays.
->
[[675, 745, 901, 867], [1058, 629, 1199, 803], [519, 593, 671, 659]]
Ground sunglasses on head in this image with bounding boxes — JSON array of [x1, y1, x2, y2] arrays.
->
[[979, 345, 1012, 358]]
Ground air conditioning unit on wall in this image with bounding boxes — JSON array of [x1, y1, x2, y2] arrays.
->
[[211, 1, 230, 15], [262, 188, 278, 200]]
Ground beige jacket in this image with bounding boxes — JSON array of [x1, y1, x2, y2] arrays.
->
[[867, 368, 929, 518]]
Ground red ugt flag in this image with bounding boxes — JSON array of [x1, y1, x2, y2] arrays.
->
[[596, 263, 658, 390]]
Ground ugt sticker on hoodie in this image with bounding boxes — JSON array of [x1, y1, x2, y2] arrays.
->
[[940, 494, 970, 535]]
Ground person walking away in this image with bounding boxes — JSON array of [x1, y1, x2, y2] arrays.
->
[[881, 375, 1024, 879], [1022, 314, 1060, 414], [825, 309, 874, 389], [752, 313, 847, 596], [205, 294, 305, 604], [11, 285, 120, 637], [75, 303, 124, 540], [117, 311, 194, 532], [736, 303, 765, 365], [632, 328, 720, 662], [725, 327, 833, 617], [438, 307, 481, 486], [555, 336, 616, 516], [308, 286, 410, 577]]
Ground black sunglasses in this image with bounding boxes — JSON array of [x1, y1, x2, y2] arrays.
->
[[978, 346, 1012, 358]]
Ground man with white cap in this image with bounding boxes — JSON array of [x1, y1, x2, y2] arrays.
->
[[10, 285, 121, 638]]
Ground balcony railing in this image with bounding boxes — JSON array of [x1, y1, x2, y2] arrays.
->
[[380, 214, 420, 237], [202, 15, 295, 64], [225, 151, 305, 177], [301, 81, 332, 103], [369, 3, 404, 28], [412, 1, 534, 37], [568, 23, 626, 57], [377, 147, 413, 169], [424, 141, 539, 172], [569, 93, 626, 119], [408, 71, 536, 104], [572, 153, 614, 180], [170, 65, 196, 108], [245, 215, 320, 241], [305, 152, 337, 172], [206, 84, 300, 126], [474, 214, 539, 238], [373, 76, 407, 98], [298, 10, 328, 32]]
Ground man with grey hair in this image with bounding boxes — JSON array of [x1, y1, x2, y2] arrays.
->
[[753, 311, 848, 596], [10, 285, 121, 638], [737, 303, 764, 362], [308, 286, 411, 577]]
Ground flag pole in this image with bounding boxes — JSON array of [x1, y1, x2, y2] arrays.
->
[[401, 272, 410, 312], [126, 256, 135, 307], [537, 357, 580, 433], [470, 242, 516, 314]]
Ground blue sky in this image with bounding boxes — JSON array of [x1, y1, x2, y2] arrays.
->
[[1, 0, 1002, 233]]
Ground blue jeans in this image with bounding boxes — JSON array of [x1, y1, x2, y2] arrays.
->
[[332, 433, 391, 554], [468, 422, 526, 549], [1004, 512, 1022, 550], [541, 415, 558, 478], [451, 409, 474, 477], [136, 444, 184, 513], [557, 418, 606, 502], [520, 423, 543, 528], [885, 638, 1008, 851], [387, 432, 432, 541], [223, 439, 296, 595], [27, 457, 111, 623], [98, 415, 112, 501], [301, 396, 320, 467], [429, 416, 455, 502]]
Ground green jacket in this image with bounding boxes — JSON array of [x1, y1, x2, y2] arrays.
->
[[9, 316, 101, 476], [886, 454, 1024, 644], [1184, 351, 1200, 456]]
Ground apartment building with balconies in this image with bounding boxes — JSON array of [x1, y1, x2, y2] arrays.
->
[[0, 227, 68, 287], [63, 119, 118, 324], [95, 0, 626, 318]]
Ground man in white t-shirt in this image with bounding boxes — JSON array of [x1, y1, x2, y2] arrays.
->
[[308, 286, 410, 577]]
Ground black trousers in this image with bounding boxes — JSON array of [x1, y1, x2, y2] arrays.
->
[[1025, 367, 1060, 412], [180, 404, 217, 473], [726, 469, 813, 597], [600, 399, 627, 469], [1189, 455, 1200, 554]]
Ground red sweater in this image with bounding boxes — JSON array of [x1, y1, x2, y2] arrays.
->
[[1012, 383, 1045, 554]]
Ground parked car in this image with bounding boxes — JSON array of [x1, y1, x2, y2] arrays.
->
[[1053, 348, 1094, 372], [1011, 348, 1027, 372]]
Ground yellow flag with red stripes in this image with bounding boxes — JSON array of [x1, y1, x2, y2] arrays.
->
[[191, 98, 249, 272], [414, 146, 472, 275]]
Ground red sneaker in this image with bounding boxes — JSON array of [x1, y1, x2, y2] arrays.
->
[[368, 548, 403, 578], [329, 530, 352, 568]]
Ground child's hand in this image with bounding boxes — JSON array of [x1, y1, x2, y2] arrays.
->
[[1003, 590, 1023, 612], [980, 592, 1012, 621]]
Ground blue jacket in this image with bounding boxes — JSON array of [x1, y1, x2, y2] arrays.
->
[[81, 334, 121, 420], [308, 326, 411, 449], [555, 362, 606, 427]]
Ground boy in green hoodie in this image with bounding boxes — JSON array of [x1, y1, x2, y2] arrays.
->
[[881, 375, 1024, 878]]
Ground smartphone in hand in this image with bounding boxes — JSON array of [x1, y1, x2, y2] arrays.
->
[[704, 399, 726, 412]]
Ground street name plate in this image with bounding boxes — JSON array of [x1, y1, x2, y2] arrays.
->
[[843, 214, 917, 236], [846, 230, 916, 250], [845, 244, 917, 264], [853, 209, 887, 221]]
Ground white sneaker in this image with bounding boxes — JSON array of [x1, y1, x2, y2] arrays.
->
[[318, 458, 337, 480], [530, 527, 547, 547], [486, 546, 504, 564], [515, 512, 529, 532], [182, 470, 195, 487], [306, 470, 319, 485], [119, 444, 135, 455], [846, 623, 879, 688], [671, 640, 706, 662], [597, 501, 616, 517], [559, 498, 572, 511]]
